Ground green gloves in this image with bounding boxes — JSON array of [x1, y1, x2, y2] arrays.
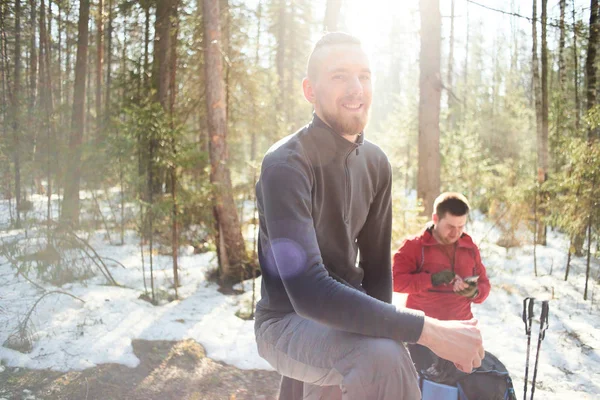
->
[[431, 270, 455, 286]]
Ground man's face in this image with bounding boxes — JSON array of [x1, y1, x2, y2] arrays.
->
[[303, 44, 372, 138], [433, 212, 467, 245]]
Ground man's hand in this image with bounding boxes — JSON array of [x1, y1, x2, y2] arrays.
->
[[456, 284, 478, 298], [453, 276, 478, 298], [431, 270, 455, 286], [416, 317, 484, 373]]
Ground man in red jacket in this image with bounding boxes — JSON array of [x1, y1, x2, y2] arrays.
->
[[393, 192, 491, 370]]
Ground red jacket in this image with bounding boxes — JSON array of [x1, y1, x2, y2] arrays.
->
[[393, 227, 490, 321]]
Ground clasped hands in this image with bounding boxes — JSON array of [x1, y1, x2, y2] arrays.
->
[[431, 270, 478, 298]]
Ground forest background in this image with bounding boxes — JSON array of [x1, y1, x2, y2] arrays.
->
[[0, 0, 599, 311]]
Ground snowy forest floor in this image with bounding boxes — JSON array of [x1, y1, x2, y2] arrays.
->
[[0, 338, 280, 400], [1, 196, 600, 399]]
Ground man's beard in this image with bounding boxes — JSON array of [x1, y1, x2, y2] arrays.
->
[[319, 102, 369, 136]]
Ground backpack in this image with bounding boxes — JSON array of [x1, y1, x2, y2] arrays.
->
[[419, 350, 517, 400]]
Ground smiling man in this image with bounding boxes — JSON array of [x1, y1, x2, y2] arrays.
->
[[254, 33, 485, 400]]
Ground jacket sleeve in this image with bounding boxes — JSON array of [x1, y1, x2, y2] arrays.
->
[[471, 246, 490, 304], [392, 239, 435, 293], [357, 159, 392, 304], [259, 162, 424, 343]]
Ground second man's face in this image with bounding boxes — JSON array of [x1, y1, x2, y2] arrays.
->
[[308, 44, 373, 138], [434, 213, 467, 245]]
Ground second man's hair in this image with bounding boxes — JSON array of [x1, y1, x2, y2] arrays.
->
[[433, 192, 470, 218]]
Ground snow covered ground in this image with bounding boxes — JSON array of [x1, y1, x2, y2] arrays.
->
[[0, 197, 599, 399]]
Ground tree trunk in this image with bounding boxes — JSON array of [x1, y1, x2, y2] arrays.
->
[[148, 0, 172, 197], [250, 0, 263, 318], [573, 0, 580, 130], [61, 0, 89, 226], [558, 0, 566, 92], [583, 172, 596, 299], [47, 0, 52, 98], [105, 0, 112, 121], [65, 2, 71, 108], [39, 0, 55, 221], [531, 0, 543, 245], [203, 0, 246, 284], [29, 0, 37, 110], [138, 2, 150, 195], [532, 0, 543, 154], [586, 0, 599, 141], [143, 2, 150, 89], [276, 0, 285, 116], [537, 0, 549, 245], [554, 0, 566, 174], [57, 2, 62, 106], [154, 0, 171, 109], [0, 1, 12, 225], [28, 0, 42, 196], [446, 0, 455, 132], [222, 0, 230, 122], [418, 0, 441, 217], [462, 2, 469, 126], [287, 2, 295, 125], [12, 0, 23, 228], [541, 0, 549, 177], [324, 0, 341, 31], [96, 0, 103, 136], [170, 0, 179, 298]]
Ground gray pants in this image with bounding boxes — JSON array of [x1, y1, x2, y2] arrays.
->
[[255, 313, 422, 400]]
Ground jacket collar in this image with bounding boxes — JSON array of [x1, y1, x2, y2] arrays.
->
[[308, 114, 364, 153]]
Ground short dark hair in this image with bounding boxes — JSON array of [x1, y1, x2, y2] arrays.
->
[[433, 192, 470, 219], [307, 32, 362, 80]]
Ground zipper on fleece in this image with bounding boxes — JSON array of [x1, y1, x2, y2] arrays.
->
[[343, 146, 358, 223]]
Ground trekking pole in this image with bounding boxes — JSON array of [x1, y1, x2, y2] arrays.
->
[[522, 297, 535, 400], [529, 300, 549, 400]]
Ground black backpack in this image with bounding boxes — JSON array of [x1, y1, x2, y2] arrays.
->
[[420, 351, 517, 400]]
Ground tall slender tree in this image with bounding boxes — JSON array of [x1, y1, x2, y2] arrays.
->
[[583, 0, 599, 299], [418, 0, 441, 216], [462, 2, 469, 125], [531, 0, 543, 252], [57, 2, 62, 106], [0, 1, 12, 223], [12, 0, 23, 228], [64, 2, 71, 108], [154, 0, 171, 110], [558, 0, 567, 94], [324, 0, 341, 31], [275, 0, 286, 121], [532, 0, 543, 152], [169, 0, 180, 297], [39, 0, 55, 220], [61, 0, 90, 226], [96, 0, 103, 135], [554, 0, 567, 173], [203, 0, 246, 284], [104, 0, 112, 121], [586, 0, 599, 140], [537, 0, 549, 245], [446, 0, 455, 132], [573, 0, 581, 130], [29, 0, 37, 111]]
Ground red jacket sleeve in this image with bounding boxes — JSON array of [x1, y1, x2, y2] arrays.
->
[[471, 246, 490, 303], [393, 239, 434, 294]]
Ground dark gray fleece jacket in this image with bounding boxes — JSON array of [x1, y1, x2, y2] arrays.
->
[[255, 115, 425, 343]]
